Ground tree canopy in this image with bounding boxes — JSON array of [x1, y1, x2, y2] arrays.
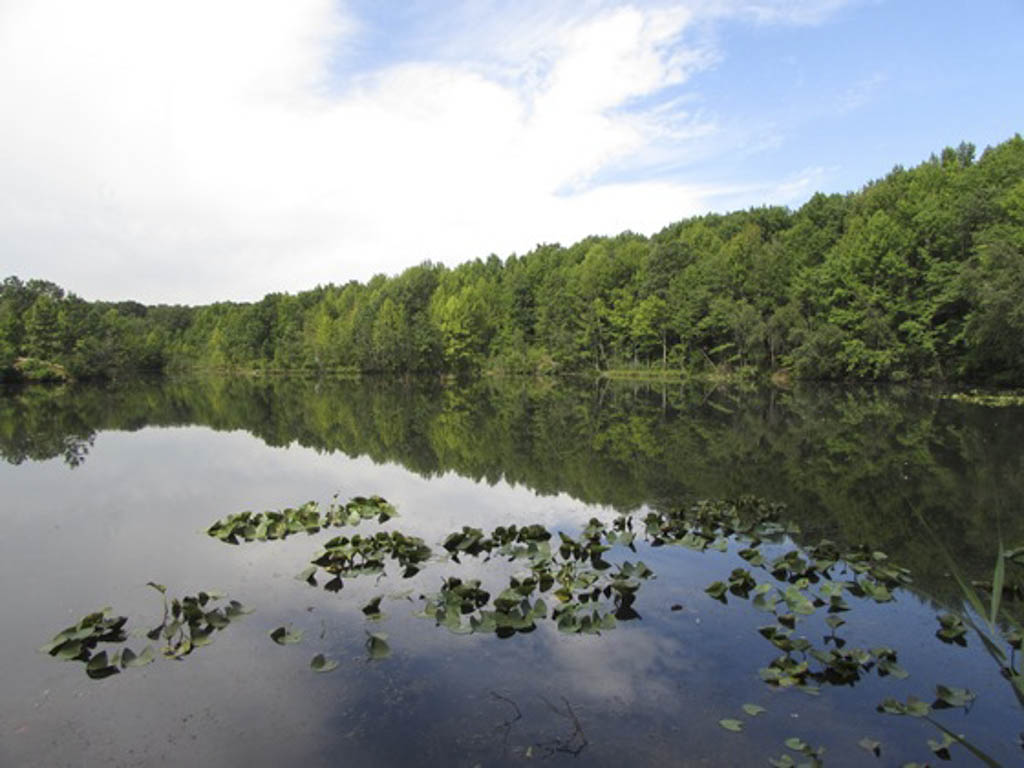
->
[[3, 135, 1023, 384]]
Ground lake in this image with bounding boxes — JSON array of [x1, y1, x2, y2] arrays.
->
[[2, 375, 1023, 767]]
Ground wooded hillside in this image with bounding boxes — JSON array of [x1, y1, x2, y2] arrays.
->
[[3, 135, 1023, 384]]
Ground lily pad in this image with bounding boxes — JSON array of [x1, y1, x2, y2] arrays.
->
[[121, 645, 156, 668], [705, 581, 728, 600], [361, 596, 383, 618], [85, 651, 120, 679], [365, 632, 391, 660], [269, 626, 304, 645], [310, 653, 339, 673]]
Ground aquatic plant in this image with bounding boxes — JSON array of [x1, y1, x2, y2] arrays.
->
[[40, 584, 251, 678], [206, 495, 397, 544], [44, 491, 1024, 764]]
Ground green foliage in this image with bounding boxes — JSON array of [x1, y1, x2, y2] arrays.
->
[[206, 495, 397, 544], [40, 587, 249, 678], [4, 134, 1023, 382], [365, 631, 391, 660], [311, 530, 433, 579], [0, 276, 177, 381], [13, 356, 69, 383], [269, 626, 303, 645], [310, 653, 339, 672]]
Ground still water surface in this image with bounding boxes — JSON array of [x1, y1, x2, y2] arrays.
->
[[1, 376, 1022, 766]]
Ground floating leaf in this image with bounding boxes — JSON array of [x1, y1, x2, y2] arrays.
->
[[365, 632, 391, 660], [361, 596, 383, 618], [933, 684, 975, 709], [928, 732, 955, 760], [269, 626, 303, 645], [742, 703, 766, 717], [225, 600, 252, 618], [121, 645, 155, 668], [86, 651, 109, 671], [310, 653, 339, 673], [825, 615, 845, 631], [85, 651, 119, 679], [718, 718, 743, 733], [878, 697, 930, 718], [905, 697, 931, 717], [705, 581, 727, 600], [191, 628, 215, 648], [936, 613, 968, 645], [783, 586, 815, 615], [54, 640, 84, 661]]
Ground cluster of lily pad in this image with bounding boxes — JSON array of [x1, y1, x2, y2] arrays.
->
[[302, 530, 434, 584], [417, 517, 653, 637], [45, 489, 1024, 764], [39, 608, 134, 679], [144, 582, 252, 658], [668, 496, 1023, 766], [279, 512, 655, 638], [40, 584, 249, 678], [441, 522, 554, 562], [206, 495, 397, 544], [637, 498, 916, 698]]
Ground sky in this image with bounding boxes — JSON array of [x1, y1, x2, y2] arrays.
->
[[0, 0, 1021, 305]]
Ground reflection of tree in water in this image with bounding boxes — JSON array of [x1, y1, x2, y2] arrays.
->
[[0, 386, 95, 468], [3, 375, 1024, 603], [60, 433, 94, 467]]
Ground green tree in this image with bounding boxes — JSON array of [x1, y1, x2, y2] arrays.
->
[[631, 295, 670, 367], [372, 297, 410, 372], [24, 296, 64, 361]]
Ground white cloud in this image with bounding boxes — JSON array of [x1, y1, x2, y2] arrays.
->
[[0, 0, 850, 303]]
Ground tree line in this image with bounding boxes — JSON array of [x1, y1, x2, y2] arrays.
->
[[3, 135, 1023, 384]]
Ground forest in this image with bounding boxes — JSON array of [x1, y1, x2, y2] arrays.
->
[[2, 135, 1023, 384]]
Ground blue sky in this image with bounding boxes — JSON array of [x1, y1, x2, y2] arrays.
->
[[690, 0, 1023, 195], [0, 0, 1021, 303]]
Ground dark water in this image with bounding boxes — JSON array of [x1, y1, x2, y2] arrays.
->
[[1, 376, 1023, 767]]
